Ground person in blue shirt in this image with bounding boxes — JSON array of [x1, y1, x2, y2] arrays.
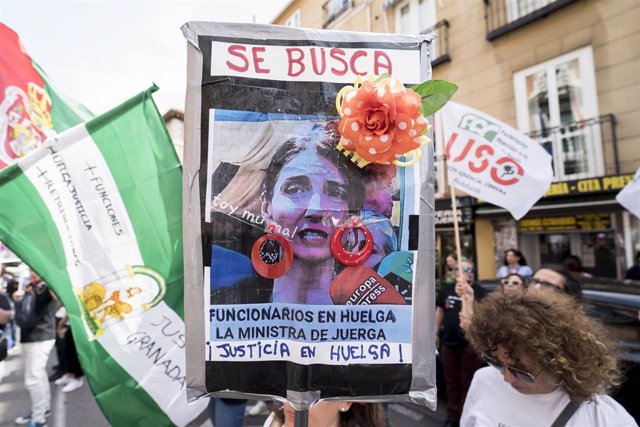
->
[[496, 249, 533, 278]]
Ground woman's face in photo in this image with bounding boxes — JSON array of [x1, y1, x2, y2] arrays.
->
[[264, 148, 350, 263], [505, 250, 519, 265]]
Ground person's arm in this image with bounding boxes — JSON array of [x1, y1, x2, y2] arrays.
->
[[456, 276, 475, 331], [434, 306, 444, 348], [57, 313, 69, 338]]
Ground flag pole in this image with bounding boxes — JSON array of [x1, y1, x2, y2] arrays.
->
[[450, 185, 471, 318], [450, 186, 463, 277]]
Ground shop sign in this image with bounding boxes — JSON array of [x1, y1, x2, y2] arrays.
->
[[544, 174, 634, 198], [519, 214, 611, 232], [435, 207, 473, 227]]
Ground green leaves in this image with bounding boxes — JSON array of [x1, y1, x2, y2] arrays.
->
[[412, 79, 458, 117]]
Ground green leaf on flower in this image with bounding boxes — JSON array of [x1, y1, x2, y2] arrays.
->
[[375, 73, 390, 82], [412, 79, 458, 116]]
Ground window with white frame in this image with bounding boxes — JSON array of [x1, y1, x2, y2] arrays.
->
[[395, 0, 436, 34], [506, 0, 552, 23], [513, 46, 603, 180], [395, 0, 437, 57], [284, 9, 301, 27]]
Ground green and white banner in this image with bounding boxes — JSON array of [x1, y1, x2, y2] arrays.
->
[[0, 87, 206, 426]]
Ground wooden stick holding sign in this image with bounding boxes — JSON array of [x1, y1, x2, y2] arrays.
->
[[450, 186, 474, 322]]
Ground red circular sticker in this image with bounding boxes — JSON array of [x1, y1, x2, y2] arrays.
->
[[251, 233, 294, 279], [330, 223, 374, 266]]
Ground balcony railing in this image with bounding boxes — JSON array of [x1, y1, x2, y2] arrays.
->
[[527, 114, 619, 180], [484, 0, 579, 41], [323, 0, 353, 28], [420, 20, 451, 68]]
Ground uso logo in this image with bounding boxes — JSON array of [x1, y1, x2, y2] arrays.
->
[[445, 113, 523, 186]]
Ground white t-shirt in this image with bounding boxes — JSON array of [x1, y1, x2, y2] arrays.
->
[[461, 367, 637, 427]]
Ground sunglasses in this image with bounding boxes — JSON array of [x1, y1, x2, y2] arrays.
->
[[530, 277, 564, 292], [482, 352, 543, 383], [501, 279, 523, 287]]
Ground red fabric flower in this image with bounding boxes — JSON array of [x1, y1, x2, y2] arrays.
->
[[337, 77, 429, 166]]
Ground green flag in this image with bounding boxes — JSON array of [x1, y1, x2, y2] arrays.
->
[[0, 86, 207, 426]]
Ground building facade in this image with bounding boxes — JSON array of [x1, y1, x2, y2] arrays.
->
[[272, 0, 640, 279]]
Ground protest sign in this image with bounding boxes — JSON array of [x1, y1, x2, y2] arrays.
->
[[0, 23, 92, 170], [182, 22, 436, 409], [0, 87, 207, 426], [616, 167, 640, 219], [441, 101, 553, 220]]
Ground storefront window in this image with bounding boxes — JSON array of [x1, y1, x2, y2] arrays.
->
[[537, 231, 617, 278]]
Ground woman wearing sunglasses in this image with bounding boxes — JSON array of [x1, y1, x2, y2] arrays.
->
[[460, 289, 636, 426], [498, 273, 526, 294]]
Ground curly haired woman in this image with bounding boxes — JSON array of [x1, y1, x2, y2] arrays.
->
[[461, 289, 636, 426]]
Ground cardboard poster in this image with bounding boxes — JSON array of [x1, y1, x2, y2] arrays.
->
[[182, 22, 436, 408]]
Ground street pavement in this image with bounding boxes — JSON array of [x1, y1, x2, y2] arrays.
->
[[0, 347, 446, 427]]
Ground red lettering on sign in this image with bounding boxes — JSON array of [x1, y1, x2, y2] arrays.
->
[[252, 47, 269, 74], [445, 132, 475, 162], [226, 45, 249, 72], [350, 50, 367, 76], [447, 132, 525, 186], [286, 48, 305, 77], [310, 48, 326, 75], [373, 51, 392, 75], [330, 48, 348, 76], [468, 144, 493, 173]]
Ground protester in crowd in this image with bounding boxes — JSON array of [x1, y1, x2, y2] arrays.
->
[[625, 252, 640, 281], [498, 273, 526, 294], [263, 401, 386, 427], [49, 306, 67, 382], [529, 264, 582, 299], [3, 277, 18, 351], [53, 314, 84, 393], [563, 255, 592, 279], [12, 271, 57, 427], [458, 264, 581, 332], [593, 233, 617, 278], [435, 258, 487, 427], [460, 289, 636, 426], [0, 288, 11, 331], [442, 253, 457, 287], [0, 287, 11, 382], [496, 249, 533, 278], [208, 397, 247, 427]]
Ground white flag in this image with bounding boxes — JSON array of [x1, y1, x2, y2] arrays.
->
[[441, 102, 553, 220], [616, 167, 640, 219]]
